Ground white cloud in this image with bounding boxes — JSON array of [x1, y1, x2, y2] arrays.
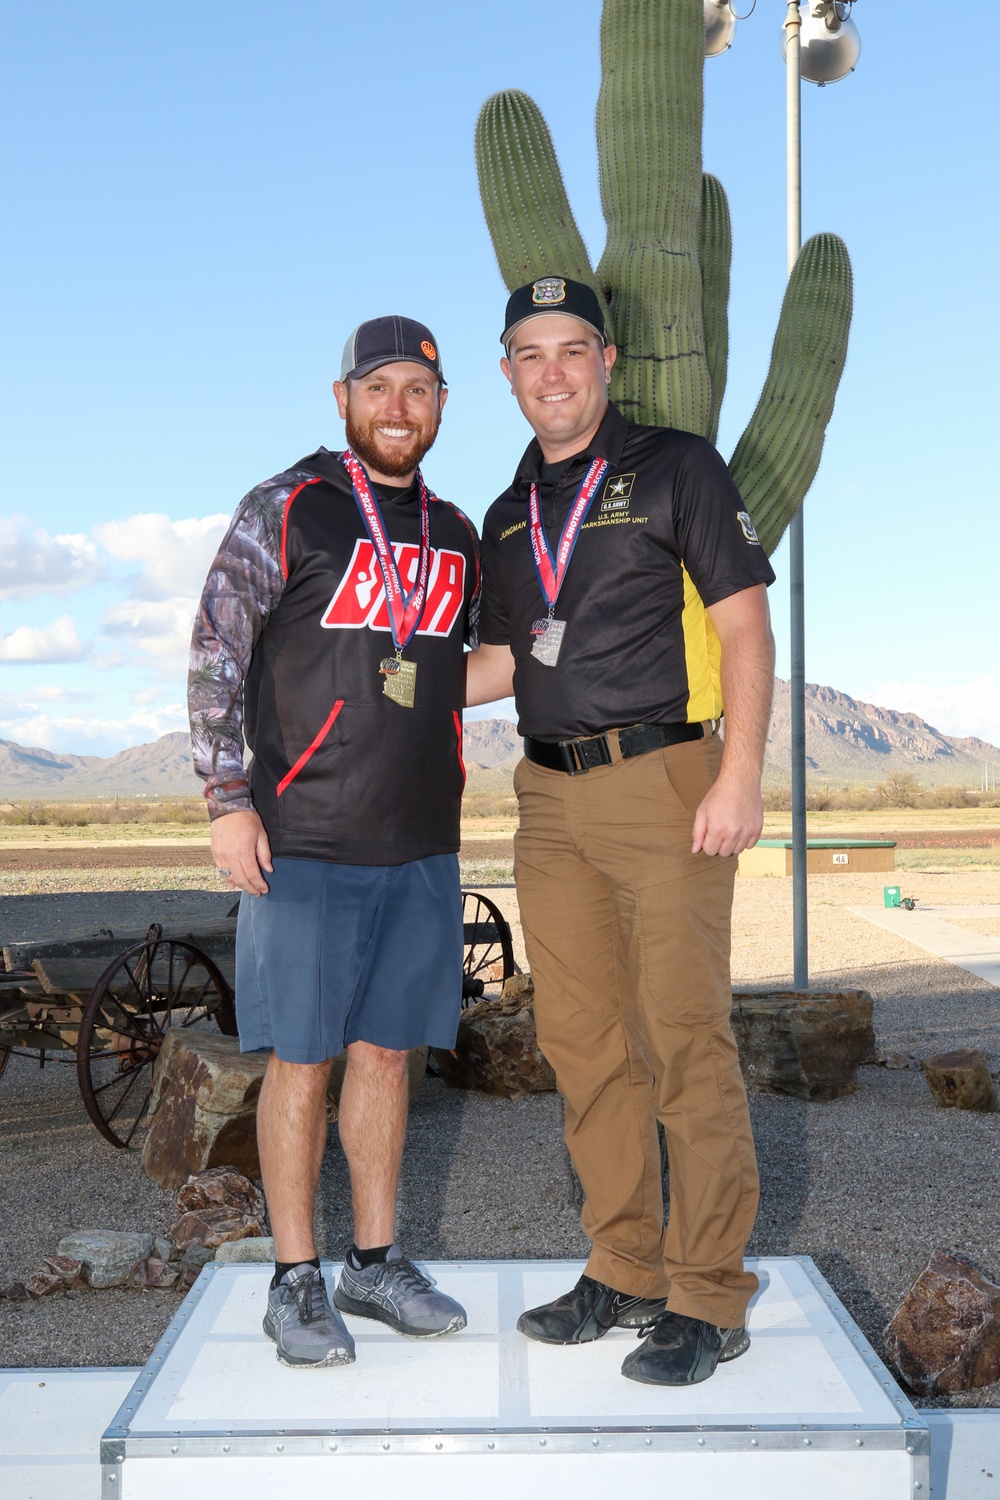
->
[[0, 615, 85, 664], [90, 511, 230, 672], [101, 598, 203, 662], [867, 676, 1000, 749], [94, 513, 229, 601], [0, 518, 103, 600], [0, 703, 189, 755]]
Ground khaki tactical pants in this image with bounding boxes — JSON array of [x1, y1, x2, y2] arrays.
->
[[513, 733, 759, 1330]]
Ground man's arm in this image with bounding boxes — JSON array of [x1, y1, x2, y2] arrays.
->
[[465, 643, 515, 707], [692, 583, 775, 858], [188, 479, 292, 895]]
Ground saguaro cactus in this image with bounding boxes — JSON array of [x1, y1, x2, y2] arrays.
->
[[475, 0, 853, 556]]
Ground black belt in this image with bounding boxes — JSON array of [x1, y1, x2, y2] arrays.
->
[[523, 721, 710, 776]]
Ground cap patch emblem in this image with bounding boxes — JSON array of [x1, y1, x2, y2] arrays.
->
[[737, 511, 761, 545], [532, 277, 567, 306], [420, 340, 437, 361]]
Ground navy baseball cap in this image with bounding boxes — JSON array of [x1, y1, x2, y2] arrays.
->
[[501, 277, 608, 351], [341, 315, 446, 385]]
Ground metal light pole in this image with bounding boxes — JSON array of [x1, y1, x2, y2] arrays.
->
[[706, 0, 860, 990], [785, 2, 809, 989]]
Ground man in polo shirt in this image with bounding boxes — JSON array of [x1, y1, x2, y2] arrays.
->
[[189, 316, 478, 1370], [467, 277, 775, 1386]]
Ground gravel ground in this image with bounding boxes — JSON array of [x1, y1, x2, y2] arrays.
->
[[2, 870, 999, 1410]]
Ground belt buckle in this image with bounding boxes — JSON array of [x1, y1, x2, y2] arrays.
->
[[572, 733, 613, 773]]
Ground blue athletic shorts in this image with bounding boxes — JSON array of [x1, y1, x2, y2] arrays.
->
[[234, 853, 463, 1063]]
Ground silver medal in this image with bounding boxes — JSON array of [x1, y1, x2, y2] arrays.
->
[[530, 616, 566, 667]]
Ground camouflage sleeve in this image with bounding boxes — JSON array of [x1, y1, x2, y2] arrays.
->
[[187, 474, 297, 819]]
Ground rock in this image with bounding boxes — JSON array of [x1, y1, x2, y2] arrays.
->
[[25, 1271, 67, 1297], [153, 1236, 175, 1264], [433, 974, 557, 1098], [923, 1049, 998, 1112], [884, 1249, 1000, 1394], [141, 1030, 269, 1191], [729, 990, 875, 1101], [879, 1050, 922, 1070], [42, 1254, 84, 1287], [174, 1259, 204, 1292], [0, 1282, 30, 1301], [181, 1244, 216, 1268], [177, 1166, 266, 1222], [168, 1205, 264, 1253], [215, 1235, 276, 1264], [327, 1047, 428, 1112], [129, 1257, 180, 1290], [57, 1230, 155, 1289]]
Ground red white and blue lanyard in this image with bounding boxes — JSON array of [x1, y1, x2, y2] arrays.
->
[[341, 448, 431, 653], [527, 456, 609, 612]]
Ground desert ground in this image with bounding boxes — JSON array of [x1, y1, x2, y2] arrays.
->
[[1, 813, 998, 1408]]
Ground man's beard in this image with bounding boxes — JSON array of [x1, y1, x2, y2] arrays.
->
[[344, 408, 440, 480]]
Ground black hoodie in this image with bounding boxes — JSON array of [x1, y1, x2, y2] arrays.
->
[[188, 447, 480, 865]]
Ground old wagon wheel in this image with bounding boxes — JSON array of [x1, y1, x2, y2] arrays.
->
[[76, 926, 237, 1148], [461, 889, 515, 1006]]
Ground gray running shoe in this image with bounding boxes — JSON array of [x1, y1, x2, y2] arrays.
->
[[334, 1245, 467, 1337], [262, 1263, 356, 1369]]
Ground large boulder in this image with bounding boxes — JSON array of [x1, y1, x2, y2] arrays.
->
[[434, 975, 556, 1098], [884, 1249, 1000, 1394], [141, 1031, 268, 1190], [730, 989, 875, 1101]]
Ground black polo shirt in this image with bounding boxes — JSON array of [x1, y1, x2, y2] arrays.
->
[[479, 404, 775, 741]]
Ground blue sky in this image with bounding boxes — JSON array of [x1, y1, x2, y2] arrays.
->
[[2, 1, 997, 757]]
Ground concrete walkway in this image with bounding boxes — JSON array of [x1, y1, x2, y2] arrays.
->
[[849, 907, 1000, 989]]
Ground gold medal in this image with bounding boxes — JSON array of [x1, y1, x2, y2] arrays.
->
[[380, 653, 417, 708]]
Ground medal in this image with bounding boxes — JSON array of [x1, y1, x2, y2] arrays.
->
[[530, 614, 566, 667], [527, 456, 608, 667], [379, 653, 418, 709], [342, 449, 431, 708]]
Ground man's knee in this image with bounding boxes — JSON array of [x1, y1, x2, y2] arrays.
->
[[345, 1040, 410, 1081], [264, 1053, 335, 1094]]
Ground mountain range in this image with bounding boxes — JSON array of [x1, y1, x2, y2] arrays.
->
[[0, 683, 997, 799]]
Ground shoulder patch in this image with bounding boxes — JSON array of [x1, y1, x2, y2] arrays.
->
[[737, 511, 761, 545]]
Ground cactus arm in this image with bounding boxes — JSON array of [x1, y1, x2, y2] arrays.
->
[[475, 90, 600, 303], [700, 173, 732, 448], [728, 233, 853, 557], [594, 0, 710, 435]]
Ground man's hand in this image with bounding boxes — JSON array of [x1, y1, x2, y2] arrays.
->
[[694, 583, 775, 858], [210, 809, 273, 896], [691, 775, 764, 858]]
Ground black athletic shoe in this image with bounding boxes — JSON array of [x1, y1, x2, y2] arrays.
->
[[621, 1309, 750, 1385], [516, 1274, 668, 1345]]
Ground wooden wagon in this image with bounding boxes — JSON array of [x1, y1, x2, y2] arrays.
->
[[0, 890, 513, 1148]]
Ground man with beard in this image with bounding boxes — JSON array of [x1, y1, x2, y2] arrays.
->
[[189, 316, 478, 1370]]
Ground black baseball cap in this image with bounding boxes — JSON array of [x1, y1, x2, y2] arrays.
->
[[501, 277, 608, 351], [340, 315, 446, 385]]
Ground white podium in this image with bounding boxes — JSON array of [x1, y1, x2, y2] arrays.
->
[[101, 1256, 929, 1499]]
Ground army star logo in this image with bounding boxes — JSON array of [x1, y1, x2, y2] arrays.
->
[[599, 472, 635, 515]]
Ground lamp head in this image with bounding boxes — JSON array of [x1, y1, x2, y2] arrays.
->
[[705, 0, 737, 57], [782, 2, 861, 86]]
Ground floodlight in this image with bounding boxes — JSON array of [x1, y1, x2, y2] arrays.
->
[[781, 1, 861, 85], [704, 0, 737, 57]]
